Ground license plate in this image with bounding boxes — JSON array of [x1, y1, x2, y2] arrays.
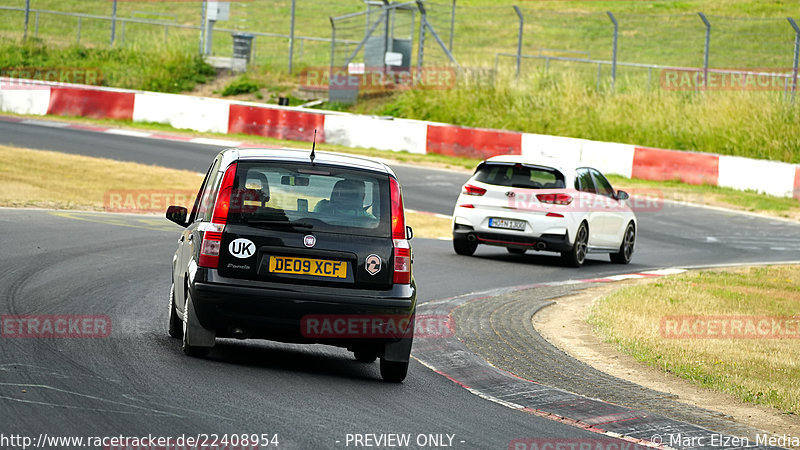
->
[[489, 218, 526, 231], [268, 256, 347, 278]]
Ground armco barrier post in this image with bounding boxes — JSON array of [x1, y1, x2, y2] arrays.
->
[[699, 12, 711, 89], [513, 6, 523, 80], [607, 11, 618, 91]]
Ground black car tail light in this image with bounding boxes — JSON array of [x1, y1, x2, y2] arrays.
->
[[390, 177, 411, 285], [199, 162, 238, 268]]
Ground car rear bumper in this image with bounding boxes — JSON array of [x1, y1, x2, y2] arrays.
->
[[453, 223, 572, 252], [189, 268, 416, 344]]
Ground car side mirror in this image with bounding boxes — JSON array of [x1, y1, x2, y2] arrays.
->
[[166, 205, 188, 227], [406, 226, 414, 240], [616, 190, 629, 201]]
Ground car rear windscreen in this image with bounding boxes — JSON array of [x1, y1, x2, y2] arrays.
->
[[474, 163, 565, 189], [227, 162, 391, 237]]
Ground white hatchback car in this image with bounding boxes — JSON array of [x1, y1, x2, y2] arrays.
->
[[451, 156, 637, 267]]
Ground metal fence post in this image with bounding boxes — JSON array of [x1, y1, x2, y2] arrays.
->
[[329, 17, 336, 73], [77, 17, 82, 45], [289, 0, 296, 73], [607, 11, 618, 90], [23, 0, 31, 41], [449, 0, 456, 53], [111, 0, 117, 45], [200, 1, 206, 55], [699, 13, 711, 89], [513, 6, 523, 80], [417, 4, 426, 82], [788, 18, 799, 102]]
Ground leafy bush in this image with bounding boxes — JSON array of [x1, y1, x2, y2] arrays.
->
[[221, 76, 262, 96]]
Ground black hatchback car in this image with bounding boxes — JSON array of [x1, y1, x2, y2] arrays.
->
[[165, 148, 416, 382]]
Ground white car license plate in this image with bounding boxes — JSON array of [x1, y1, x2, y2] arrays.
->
[[489, 218, 526, 231]]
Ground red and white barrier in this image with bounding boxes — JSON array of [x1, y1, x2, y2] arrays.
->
[[324, 114, 428, 154], [1, 76, 798, 200], [718, 155, 798, 198], [0, 85, 51, 116], [133, 92, 230, 134]]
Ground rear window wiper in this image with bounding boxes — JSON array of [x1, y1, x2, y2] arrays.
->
[[246, 220, 314, 229]]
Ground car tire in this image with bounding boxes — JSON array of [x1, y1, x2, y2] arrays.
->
[[168, 283, 182, 339], [507, 247, 526, 255], [561, 222, 588, 268], [380, 358, 409, 383], [610, 222, 635, 264], [354, 349, 378, 363], [182, 291, 213, 358], [453, 236, 477, 256]]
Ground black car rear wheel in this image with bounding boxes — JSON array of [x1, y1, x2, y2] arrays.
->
[[380, 359, 409, 383], [168, 283, 182, 339], [182, 292, 211, 357]]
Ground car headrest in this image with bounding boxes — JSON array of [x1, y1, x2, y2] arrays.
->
[[330, 179, 365, 209], [244, 171, 270, 202]]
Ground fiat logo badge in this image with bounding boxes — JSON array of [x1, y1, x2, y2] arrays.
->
[[303, 235, 316, 248]]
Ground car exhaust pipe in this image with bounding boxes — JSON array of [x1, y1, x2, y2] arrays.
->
[[535, 242, 546, 250], [467, 234, 477, 242], [230, 325, 247, 340]]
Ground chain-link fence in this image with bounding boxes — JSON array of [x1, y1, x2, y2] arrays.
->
[[0, 1, 797, 96]]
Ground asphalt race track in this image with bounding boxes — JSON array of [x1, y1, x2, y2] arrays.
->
[[2, 118, 800, 448]]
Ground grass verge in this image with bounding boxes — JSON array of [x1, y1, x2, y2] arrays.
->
[[0, 144, 451, 239], [588, 265, 800, 415]]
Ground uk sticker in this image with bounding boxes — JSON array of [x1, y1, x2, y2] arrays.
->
[[365, 254, 382, 275], [229, 238, 255, 259]]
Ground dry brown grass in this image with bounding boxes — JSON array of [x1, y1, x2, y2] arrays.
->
[[589, 265, 800, 415]]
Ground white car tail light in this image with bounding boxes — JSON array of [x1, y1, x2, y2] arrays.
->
[[536, 193, 573, 205], [463, 184, 487, 196]]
